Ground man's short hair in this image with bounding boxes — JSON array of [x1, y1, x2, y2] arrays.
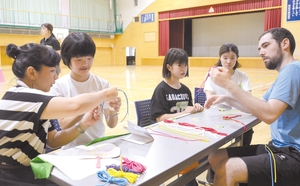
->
[[259, 28, 296, 55]]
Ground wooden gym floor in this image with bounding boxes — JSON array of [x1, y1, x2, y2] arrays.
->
[[0, 64, 277, 184]]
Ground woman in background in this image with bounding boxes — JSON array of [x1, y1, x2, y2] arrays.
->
[[40, 23, 61, 75]]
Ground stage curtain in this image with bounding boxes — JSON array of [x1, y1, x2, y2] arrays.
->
[[264, 8, 281, 31], [161, 0, 282, 19], [159, 21, 170, 56], [169, 19, 184, 49]]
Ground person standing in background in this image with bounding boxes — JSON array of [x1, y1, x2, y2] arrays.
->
[[40, 23, 61, 76]]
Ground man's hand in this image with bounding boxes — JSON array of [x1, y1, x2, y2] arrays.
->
[[210, 67, 233, 89]]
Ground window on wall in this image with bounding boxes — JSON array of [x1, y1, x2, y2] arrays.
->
[[69, 0, 114, 32], [0, 0, 61, 27]]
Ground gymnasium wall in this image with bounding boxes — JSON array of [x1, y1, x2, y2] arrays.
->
[[0, 0, 299, 67], [115, 0, 300, 68], [113, 0, 244, 66], [0, 33, 115, 66]]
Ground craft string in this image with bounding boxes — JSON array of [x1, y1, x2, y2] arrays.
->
[[222, 115, 246, 131], [106, 155, 140, 183], [107, 168, 139, 184], [148, 127, 201, 144], [164, 119, 228, 137], [158, 124, 209, 142], [106, 164, 140, 174], [96, 170, 128, 186], [122, 156, 147, 173], [194, 66, 217, 103], [100, 89, 129, 122], [218, 108, 237, 115]]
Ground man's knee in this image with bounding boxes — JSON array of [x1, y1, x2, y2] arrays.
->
[[208, 149, 228, 170]]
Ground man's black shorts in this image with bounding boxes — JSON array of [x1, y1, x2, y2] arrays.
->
[[227, 143, 300, 186]]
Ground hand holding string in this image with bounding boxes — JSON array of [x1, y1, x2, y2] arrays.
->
[[108, 96, 121, 112]]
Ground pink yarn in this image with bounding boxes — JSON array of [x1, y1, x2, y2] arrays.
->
[[121, 157, 147, 173], [148, 128, 205, 144]]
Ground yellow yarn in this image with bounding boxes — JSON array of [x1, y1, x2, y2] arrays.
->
[[159, 124, 210, 142], [107, 168, 140, 183]]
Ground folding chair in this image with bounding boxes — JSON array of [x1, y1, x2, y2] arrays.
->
[[134, 99, 151, 127], [194, 87, 207, 106]]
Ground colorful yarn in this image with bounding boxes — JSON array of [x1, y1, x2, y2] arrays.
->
[[106, 164, 140, 174], [158, 124, 209, 142], [164, 119, 228, 137], [96, 170, 128, 186], [122, 156, 147, 173], [107, 168, 140, 183], [148, 127, 201, 144], [222, 115, 246, 131], [218, 108, 236, 115]]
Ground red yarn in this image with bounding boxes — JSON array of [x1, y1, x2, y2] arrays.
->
[[163, 119, 228, 137], [195, 66, 217, 100], [222, 115, 246, 131]]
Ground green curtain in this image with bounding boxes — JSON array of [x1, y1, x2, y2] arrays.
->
[[0, 0, 61, 27], [69, 0, 112, 31]]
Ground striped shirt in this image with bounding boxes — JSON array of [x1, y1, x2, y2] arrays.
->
[[0, 81, 55, 166]]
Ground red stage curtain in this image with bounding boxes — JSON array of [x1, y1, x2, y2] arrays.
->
[[158, 0, 282, 56], [159, 21, 170, 56], [169, 19, 184, 49], [264, 8, 281, 31], [161, 0, 282, 19]]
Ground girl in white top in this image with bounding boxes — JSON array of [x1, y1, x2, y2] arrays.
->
[[204, 43, 253, 147], [204, 43, 251, 108], [50, 32, 121, 149], [203, 43, 253, 184]]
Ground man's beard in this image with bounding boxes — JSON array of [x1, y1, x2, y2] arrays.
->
[[264, 48, 283, 70]]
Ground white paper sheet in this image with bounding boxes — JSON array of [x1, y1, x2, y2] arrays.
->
[[123, 121, 154, 144], [38, 143, 121, 180], [39, 154, 119, 180]]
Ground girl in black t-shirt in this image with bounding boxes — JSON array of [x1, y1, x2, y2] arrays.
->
[[149, 48, 204, 124]]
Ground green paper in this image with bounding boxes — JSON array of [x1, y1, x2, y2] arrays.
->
[[30, 156, 54, 179], [85, 133, 130, 146]]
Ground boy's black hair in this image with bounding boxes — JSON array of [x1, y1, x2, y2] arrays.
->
[[61, 32, 96, 69], [162, 48, 189, 78]]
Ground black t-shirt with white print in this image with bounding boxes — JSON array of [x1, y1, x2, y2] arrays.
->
[[149, 81, 193, 124]]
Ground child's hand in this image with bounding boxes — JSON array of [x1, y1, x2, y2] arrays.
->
[[104, 87, 118, 102], [194, 103, 204, 112], [204, 95, 226, 109], [79, 106, 101, 130], [108, 96, 121, 112], [184, 104, 204, 114]]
